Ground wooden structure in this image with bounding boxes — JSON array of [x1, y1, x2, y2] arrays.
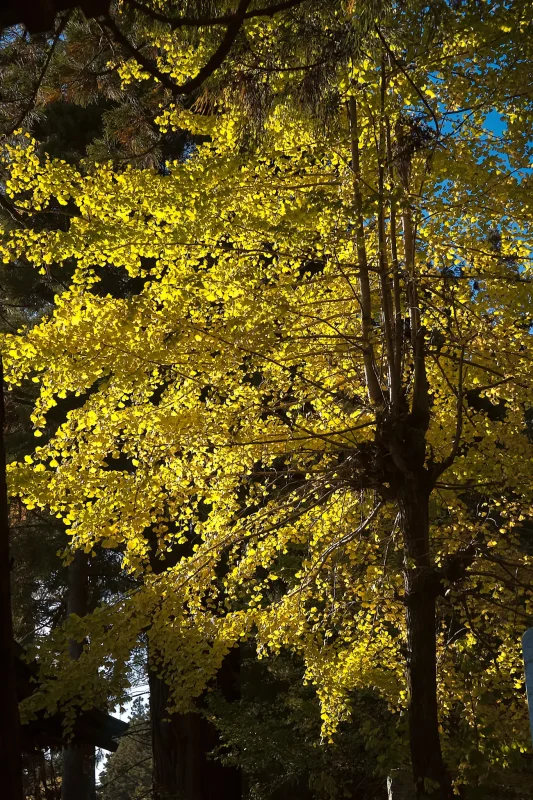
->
[[15, 641, 128, 753]]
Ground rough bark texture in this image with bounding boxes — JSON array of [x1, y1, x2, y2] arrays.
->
[[61, 549, 95, 800], [400, 475, 453, 800], [0, 357, 24, 800], [149, 666, 241, 800]]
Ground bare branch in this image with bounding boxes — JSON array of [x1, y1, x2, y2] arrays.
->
[[386, 116, 403, 394], [375, 25, 440, 135]]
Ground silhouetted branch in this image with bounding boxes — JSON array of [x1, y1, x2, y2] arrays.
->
[[105, 0, 253, 96], [126, 0, 307, 28]]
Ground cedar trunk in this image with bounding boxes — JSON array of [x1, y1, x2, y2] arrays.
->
[[148, 527, 241, 800], [400, 478, 453, 799], [149, 658, 241, 800], [0, 356, 24, 800], [61, 549, 95, 800]]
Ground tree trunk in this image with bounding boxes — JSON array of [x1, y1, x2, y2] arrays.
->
[[401, 479, 453, 799], [387, 769, 414, 799], [61, 745, 95, 800], [147, 523, 241, 800], [149, 670, 183, 800], [149, 655, 241, 800], [61, 549, 95, 800], [0, 357, 24, 800]]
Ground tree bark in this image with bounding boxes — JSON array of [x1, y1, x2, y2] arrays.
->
[[347, 95, 382, 406], [149, 654, 241, 800], [0, 356, 24, 800], [61, 745, 95, 800], [61, 549, 95, 800], [401, 477, 453, 799], [147, 521, 241, 800]]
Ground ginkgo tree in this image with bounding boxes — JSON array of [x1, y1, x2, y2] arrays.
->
[[3, 1, 533, 797]]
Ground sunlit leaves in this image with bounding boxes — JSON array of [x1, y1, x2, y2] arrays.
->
[[3, 0, 533, 783]]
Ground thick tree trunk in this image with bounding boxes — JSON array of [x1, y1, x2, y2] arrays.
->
[[61, 745, 95, 800], [149, 671, 199, 800], [147, 525, 241, 800], [0, 357, 24, 800], [387, 769, 414, 799], [149, 654, 241, 800], [66, 550, 89, 662], [401, 479, 453, 799], [61, 549, 95, 800]]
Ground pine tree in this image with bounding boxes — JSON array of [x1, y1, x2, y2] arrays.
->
[[98, 698, 152, 800]]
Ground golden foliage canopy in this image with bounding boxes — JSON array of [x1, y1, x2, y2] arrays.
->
[[3, 0, 533, 787]]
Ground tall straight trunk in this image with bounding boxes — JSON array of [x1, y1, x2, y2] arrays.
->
[[148, 526, 241, 800], [0, 357, 24, 800], [347, 96, 382, 406], [149, 653, 241, 800], [61, 746, 95, 800], [400, 478, 453, 799], [149, 670, 198, 800], [61, 550, 95, 800]]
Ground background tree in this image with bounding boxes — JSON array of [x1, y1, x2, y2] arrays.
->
[[98, 697, 152, 800], [208, 649, 396, 800], [0, 24, 156, 796]]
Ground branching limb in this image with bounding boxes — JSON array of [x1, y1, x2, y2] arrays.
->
[[377, 57, 398, 408], [126, 0, 308, 28], [105, 0, 252, 97], [347, 95, 383, 405], [302, 501, 384, 586], [432, 345, 465, 480]]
